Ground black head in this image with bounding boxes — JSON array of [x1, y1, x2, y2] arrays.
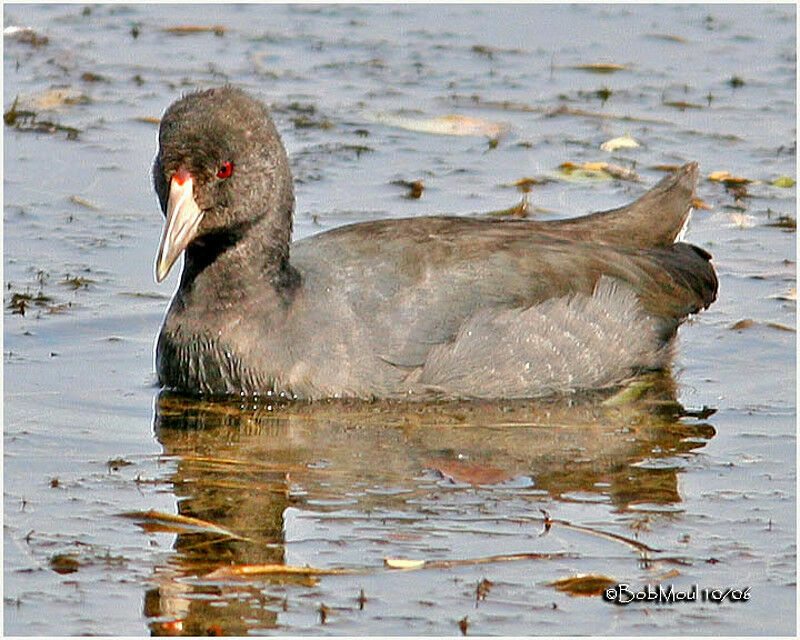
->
[[153, 87, 294, 282]]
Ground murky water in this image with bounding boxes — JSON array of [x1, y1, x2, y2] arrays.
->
[[4, 4, 795, 635]]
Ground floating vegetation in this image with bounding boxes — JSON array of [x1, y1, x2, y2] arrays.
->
[[476, 578, 493, 602], [371, 112, 507, 141], [68, 195, 99, 210], [205, 563, 359, 579], [162, 25, 226, 36], [556, 161, 639, 182], [730, 319, 795, 332], [133, 116, 160, 126], [384, 558, 425, 570], [4, 97, 80, 140], [764, 215, 796, 230], [80, 72, 108, 83], [708, 171, 752, 185], [61, 275, 95, 290], [479, 197, 531, 219], [596, 87, 613, 103], [768, 288, 796, 301], [7, 291, 56, 316], [107, 457, 133, 471], [645, 33, 689, 44], [500, 176, 551, 192], [770, 176, 795, 188], [16, 88, 89, 111], [549, 574, 617, 596], [121, 509, 248, 540], [600, 134, 640, 152], [471, 44, 527, 57], [118, 291, 170, 300], [196, 550, 576, 584], [3, 25, 49, 47], [391, 179, 425, 199], [567, 62, 630, 74], [663, 100, 704, 110], [728, 213, 757, 228], [291, 115, 334, 130], [49, 554, 80, 574]]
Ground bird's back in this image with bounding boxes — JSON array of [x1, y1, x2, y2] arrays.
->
[[286, 213, 716, 398]]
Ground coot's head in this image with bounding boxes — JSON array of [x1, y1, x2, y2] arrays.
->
[[153, 87, 293, 282]]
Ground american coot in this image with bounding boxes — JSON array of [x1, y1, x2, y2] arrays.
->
[[153, 87, 717, 400]]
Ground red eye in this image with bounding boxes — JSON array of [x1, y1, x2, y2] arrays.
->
[[216, 161, 233, 179]]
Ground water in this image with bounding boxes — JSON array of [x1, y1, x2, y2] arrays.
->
[[3, 4, 795, 635]]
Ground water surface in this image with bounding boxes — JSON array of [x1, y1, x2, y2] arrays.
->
[[4, 4, 795, 635]]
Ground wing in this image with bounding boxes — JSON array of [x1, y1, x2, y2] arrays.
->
[[291, 218, 717, 370]]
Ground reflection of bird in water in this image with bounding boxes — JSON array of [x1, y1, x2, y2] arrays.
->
[[143, 379, 715, 634]]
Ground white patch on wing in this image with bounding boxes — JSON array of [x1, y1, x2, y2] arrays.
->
[[675, 207, 693, 243]]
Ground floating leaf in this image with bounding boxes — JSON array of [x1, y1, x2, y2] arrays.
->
[[730, 319, 758, 331], [4, 26, 48, 47], [69, 195, 98, 210], [730, 319, 795, 332], [557, 161, 638, 182], [205, 563, 358, 579], [385, 558, 426, 570], [768, 288, 796, 301], [16, 88, 89, 111], [4, 96, 81, 139], [50, 554, 80, 574], [728, 213, 756, 228], [765, 215, 796, 230], [692, 198, 713, 210], [570, 63, 629, 74], [653, 568, 682, 581], [476, 578, 494, 601], [767, 323, 795, 332], [500, 176, 549, 190], [770, 176, 796, 188], [600, 134, 640, 152], [708, 171, 752, 185], [480, 198, 530, 219], [663, 101, 704, 110], [391, 179, 424, 199], [120, 509, 247, 539], [163, 25, 226, 36], [471, 44, 527, 56], [372, 113, 507, 139], [61, 275, 95, 290], [549, 574, 617, 596], [645, 33, 689, 43]]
